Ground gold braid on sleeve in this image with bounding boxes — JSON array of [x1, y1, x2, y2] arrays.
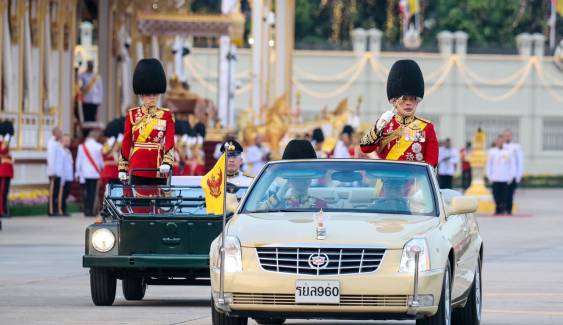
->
[[360, 128, 380, 146], [162, 147, 174, 166], [118, 157, 129, 172]]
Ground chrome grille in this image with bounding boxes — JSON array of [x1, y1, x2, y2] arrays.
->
[[232, 293, 407, 307], [256, 247, 385, 275]]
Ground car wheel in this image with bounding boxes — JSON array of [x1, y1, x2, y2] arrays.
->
[[211, 297, 248, 325], [122, 277, 147, 301], [416, 260, 452, 325], [90, 268, 116, 306], [453, 256, 482, 325], [254, 318, 286, 325]]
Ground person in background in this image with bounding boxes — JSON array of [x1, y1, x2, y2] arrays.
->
[[437, 138, 459, 189], [0, 120, 15, 229], [47, 127, 63, 216], [460, 141, 473, 192], [333, 125, 354, 158], [244, 134, 270, 177], [76, 130, 104, 217], [311, 128, 327, 158], [55, 135, 74, 216], [487, 135, 516, 215], [503, 130, 523, 215], [79, 60, 103, 122]]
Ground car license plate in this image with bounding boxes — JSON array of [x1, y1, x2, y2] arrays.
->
[[295, 280, 340, 304]]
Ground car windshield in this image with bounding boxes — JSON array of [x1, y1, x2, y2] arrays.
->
[[241, 161, 437, 216], [106, 184, 247, 216]]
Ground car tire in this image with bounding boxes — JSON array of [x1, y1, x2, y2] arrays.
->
[[254, 318, 286, 325], [211, 297, 248, 325], [453, 256, 482, 325], [416, 261, 452, 325], [90, 268, 116, 306], [122, 277, 147, 301]]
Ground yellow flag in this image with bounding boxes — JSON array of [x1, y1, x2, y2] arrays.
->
[[201, 153, 226, 215], [558, 0, 563, 17]]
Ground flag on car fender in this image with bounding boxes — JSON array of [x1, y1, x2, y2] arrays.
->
[[201, 153, 226, 215]]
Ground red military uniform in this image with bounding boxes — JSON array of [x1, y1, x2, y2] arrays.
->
[[0, 135, 14, 219], [360, 114, 439, 167], [118, 106, 175, 179], [101, 142, 119, 181]]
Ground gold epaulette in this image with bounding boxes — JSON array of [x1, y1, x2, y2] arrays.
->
[[415, 116, 432, 124], [128, 106, 140, 111], [243, 172, 254, 178]]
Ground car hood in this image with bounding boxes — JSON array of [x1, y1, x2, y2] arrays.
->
[[228, 212, 439, 249]]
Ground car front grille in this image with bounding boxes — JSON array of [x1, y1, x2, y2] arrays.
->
[[256, 247, 386, 275], [232, 293, 407, 307]]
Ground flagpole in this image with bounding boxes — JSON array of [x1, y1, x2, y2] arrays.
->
[[218, 142, 229, 307]]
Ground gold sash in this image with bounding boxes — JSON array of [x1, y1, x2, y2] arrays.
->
[[386, 120, 428, 160]]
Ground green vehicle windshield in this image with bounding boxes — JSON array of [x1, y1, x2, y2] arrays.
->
[[104, 183, 247, 217]]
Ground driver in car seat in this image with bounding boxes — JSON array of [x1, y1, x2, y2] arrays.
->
[[372, 177, 410, 212], [260, 140, 327, 210]]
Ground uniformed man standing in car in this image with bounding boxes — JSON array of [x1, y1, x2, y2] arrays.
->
[[222, 140, 252, 188], [360, 60, 438, 168], [118, 58, 175, 185]]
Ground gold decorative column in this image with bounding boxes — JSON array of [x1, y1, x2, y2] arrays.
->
[[464, 129, 497, 214]]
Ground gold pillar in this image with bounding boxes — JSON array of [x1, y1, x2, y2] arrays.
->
[[57, 0, 64, 128], [37, 0, 47, 148], [16, 0, 25, 149], [67, 0, 77, 131], [0, 0, 4, 113]]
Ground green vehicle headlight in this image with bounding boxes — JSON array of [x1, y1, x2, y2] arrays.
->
[[91, 228, 116, 253]]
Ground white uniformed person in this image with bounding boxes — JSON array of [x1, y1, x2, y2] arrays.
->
[[222, 140, 253, 188]]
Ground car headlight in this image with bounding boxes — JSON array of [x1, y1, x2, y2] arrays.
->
[[223, 236, 243, 272], [91, 228, 116, 253], [399, 238, 430, 273]]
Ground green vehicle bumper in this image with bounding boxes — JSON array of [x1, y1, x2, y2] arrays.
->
[[83, 254, 209, 269]]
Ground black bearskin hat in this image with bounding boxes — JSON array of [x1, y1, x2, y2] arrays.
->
[[0, 120, 14, 136], [282, 139, 317, 160], [386, 59, 424, 101], [341, 125, 354, 136], [220, 140, 243, 155], [312, 128, 324, 143], [175, 120, 191, 135], [104, 117, 125, 138], [133, 58, 167, 95]]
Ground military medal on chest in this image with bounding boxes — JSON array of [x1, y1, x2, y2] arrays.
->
[[411, 142, 423, 161]]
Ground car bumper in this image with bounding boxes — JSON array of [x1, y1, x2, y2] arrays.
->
[[83, 254, 209, 269], [211, 249, 443, 319]]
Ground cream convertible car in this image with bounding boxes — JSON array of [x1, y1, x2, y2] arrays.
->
[[210, 160, 483, 325]]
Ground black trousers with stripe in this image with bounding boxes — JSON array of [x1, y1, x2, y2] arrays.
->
[[48, 176, 61, 216], [83, 178, 99, 216], [0, 177, 10, 218]]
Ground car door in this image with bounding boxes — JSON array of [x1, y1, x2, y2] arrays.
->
[[442, 211, 469, 300]]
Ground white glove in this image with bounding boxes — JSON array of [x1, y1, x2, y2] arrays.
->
[[118, 172, 128, 182], [106, 136, 116, 147], [375, 110, 395, 132], [116, 133, 124, 143], [4, 134, 11, 142], [159, 164, 171, 174]]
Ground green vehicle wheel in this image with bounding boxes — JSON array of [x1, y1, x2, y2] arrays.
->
[[122, 277, 147, 301], [90, 268, 116, 306]]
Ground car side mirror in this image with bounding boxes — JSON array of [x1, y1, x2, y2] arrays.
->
[[447, 196, 478, 216]]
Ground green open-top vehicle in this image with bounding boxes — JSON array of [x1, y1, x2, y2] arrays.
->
[[83, 176, 248, 306]]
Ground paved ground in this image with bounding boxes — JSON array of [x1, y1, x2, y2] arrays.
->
[[1, 189, 563, 325]]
